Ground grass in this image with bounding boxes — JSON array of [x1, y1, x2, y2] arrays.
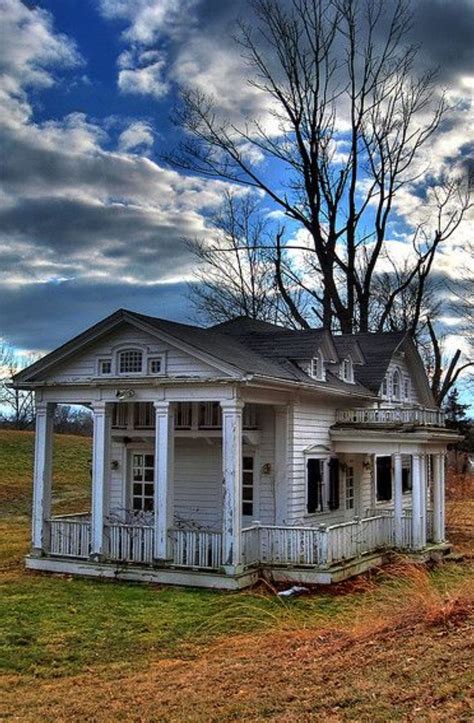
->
[[0, 429, 473, 720]]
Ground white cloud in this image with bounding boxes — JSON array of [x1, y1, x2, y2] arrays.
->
[[97, 0, 199, 44], [118, 121, 154, 152], [117, 50, 168, 99]]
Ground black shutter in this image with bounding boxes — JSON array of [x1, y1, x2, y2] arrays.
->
[[307, 459, 322, 513], [376, 456, 392, 501], [328, 458, 340, 510]]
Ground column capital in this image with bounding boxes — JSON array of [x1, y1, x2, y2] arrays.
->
[[153, 400, 171, 413], [91, 400, 109, 414], [220, 399, 245, 412], [35, 401, 55, 415]]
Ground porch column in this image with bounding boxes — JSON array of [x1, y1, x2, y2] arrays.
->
[[153, 401, 175, 561], [432, 453, 446, 543], [392, 453, 403, 547], [31, 401, 55, 555], [411, 453, 426, 550], [90, 401, 111, 559], [221, 400, 244, 572], [274, 405, 289, 525]]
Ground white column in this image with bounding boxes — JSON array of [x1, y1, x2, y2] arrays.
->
[[90, 401, 111, 559], [420, 454, 427, 543], [392, 453, 403, 547], [153, 401, 174, 561], [432, 453, 446, 543], [274, 405, 289, 525], [411, 453, 426, 550], [32, 401, 55, 554], [221, 400, 244, 571]]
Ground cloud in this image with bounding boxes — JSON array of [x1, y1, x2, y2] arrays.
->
[[117, 49, 169, 99], [97, 0, 200, 44], [118, 120, 154, 152]]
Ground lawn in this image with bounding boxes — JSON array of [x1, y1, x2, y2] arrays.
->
[[0, 429, 473, 721]]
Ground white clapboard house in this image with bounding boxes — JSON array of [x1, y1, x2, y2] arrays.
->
[[13, 309, 457, 589]]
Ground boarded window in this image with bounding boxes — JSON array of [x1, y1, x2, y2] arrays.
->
[[376, 456, 392, 501], [307, 458, 324, 513], [328, 458, 340, 510]]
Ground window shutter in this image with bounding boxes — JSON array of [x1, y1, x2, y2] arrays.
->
[[307, 459, 323, 513], [328, 458, 340, 510]]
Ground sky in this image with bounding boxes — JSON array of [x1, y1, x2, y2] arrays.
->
[[0, 0, 473, 400]]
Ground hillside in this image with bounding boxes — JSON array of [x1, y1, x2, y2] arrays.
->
[[0, 430, 473, 721]]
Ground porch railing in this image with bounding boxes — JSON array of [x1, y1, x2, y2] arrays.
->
[[49, 517, 91, 558], [169, 528, 222, 569], [336, 407, 445, 427], [106, 523, 154, 564], [242, 515, 397, 569]]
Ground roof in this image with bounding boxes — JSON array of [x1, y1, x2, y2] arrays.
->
[[13, 310, 431, 403]]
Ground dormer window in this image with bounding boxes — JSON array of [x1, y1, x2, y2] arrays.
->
[[119, 349, 143, 374], [381, 375, 389, 397], [309, 351, 325, 381], [341, 357, 354, 383]]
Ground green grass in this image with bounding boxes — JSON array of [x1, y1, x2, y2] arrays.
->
[[0, 429, 472, 687]]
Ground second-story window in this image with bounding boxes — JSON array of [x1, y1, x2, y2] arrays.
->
[[310, 351, 325, 380], [99, 358, 112, 375], [119, 349, 143, 374], [341, 357, 354, 383], [392, 369, 401, 400]]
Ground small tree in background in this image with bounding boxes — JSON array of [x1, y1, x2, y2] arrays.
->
[[0, 343, 36, 429]]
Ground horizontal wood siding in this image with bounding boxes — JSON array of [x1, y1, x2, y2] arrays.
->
[[174, 438, 223, 528], [252, 405, 276, 526], [45, 324, 221, 382], [287, 400, 340, 525]]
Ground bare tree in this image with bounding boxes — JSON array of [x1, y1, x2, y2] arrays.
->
[[0, 343, 36, 429], [168, 0, 470, 334]]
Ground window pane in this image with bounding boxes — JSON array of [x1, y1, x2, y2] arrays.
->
[[144, 498, 154, 512], [133, 455, 142, 466], [307, 458, 323, 513], [242, 502, 253, 516], [133, 483, 142, 495], [242, 486, 253, 500], [145, 455, 154, 467], [144, 483, 154, 496], [133, 497, 141, 511], [133, 470, 142, 481], [119, 350, 143, 373], [243, 456, 254, 470]]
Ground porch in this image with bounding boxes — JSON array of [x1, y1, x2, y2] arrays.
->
[[39, 506, 440, 582]]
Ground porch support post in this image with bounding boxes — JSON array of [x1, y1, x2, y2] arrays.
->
[[411, 453, 426, 550], [31, 401, 55, 555], [392, 453, 403, 547], [153, 401, 174, 562], [274, 405, 289, 525], [432, 453, 445, 543], [90, 401, 111, 559], [221, 399, 244, 573]]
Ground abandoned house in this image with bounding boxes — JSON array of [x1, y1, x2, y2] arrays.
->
[[12, 309, 457, 589]]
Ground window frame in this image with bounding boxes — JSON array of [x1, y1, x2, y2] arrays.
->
[[305, 456, 328, 515], [98, 358, 112, 375], [345, 465, 355, 511], [148, 356, 164, 376], [375, 454, 393, 503], [340, 356, 354, 383], [309, 350, 325, 381], [392, 368, 401, 400], [130, 451, 155, 514], [242, 453, 256, 518], [118, 348, 144, 375]]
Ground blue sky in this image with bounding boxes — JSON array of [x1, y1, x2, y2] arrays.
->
[[0, 0, 472, 404]]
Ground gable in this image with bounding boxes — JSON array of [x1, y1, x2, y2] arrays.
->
[[379, 340, 435, 407], [28, 322, 235, 383]]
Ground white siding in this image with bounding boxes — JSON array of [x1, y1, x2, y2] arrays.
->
[[43, 324, 224, 382], [287, 399, 342, 525]]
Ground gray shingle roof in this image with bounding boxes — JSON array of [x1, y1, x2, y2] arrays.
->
[[14, 310, 421, 402]]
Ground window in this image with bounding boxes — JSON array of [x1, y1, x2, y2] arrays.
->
[[345, 465, 355, 510], [328, 458, 340, 510], [112, 403, 128, 428], [175, 402, 192, 429], [242, 456, 254, 516], [381, 375, 388, 397], [404, 377, 410, 401], [119, 349, 143, 374], [149, 357, 162, 375], [99, 358, 112, 375], [134, 402, 154, 428], [392, 369, 401, 400], [132, 453, 154, 512], [376, 456, 392, 501], [310, 352, 325, 380], [341, 357, 354, 383], [307, 458, 324, 513]]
